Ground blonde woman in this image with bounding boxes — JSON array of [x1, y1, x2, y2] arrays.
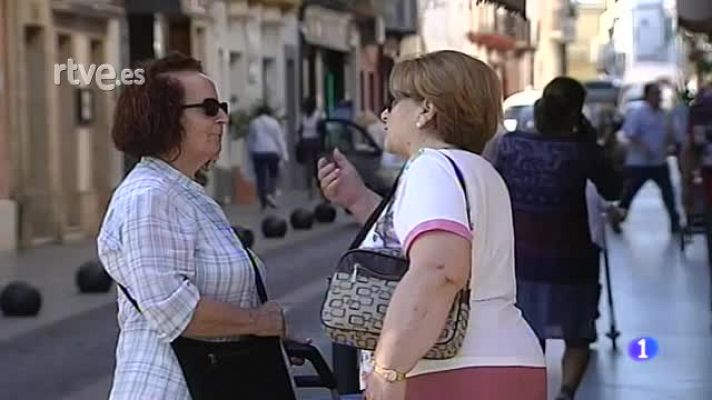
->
[[318, 50, 546, 400]]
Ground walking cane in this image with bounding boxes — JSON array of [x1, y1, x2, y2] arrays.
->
[[601, 211, 621, 350]]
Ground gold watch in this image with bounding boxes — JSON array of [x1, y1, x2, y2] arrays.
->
[[373, 363, 407, 383]]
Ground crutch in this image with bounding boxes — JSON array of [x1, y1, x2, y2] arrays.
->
[[601, 211, 621, 350]]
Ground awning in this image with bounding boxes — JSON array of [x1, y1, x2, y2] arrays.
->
[[478, 0, 526, 19], [679, 17, 712, 35], [677, 0, 712, 34]]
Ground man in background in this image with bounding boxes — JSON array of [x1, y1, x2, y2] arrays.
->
[[615, 82, 680, 233]]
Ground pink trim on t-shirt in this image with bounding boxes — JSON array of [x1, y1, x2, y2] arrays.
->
[[403, 219, 473, 254]]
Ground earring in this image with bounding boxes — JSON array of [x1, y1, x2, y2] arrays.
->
[[416, 121, 424, 129]]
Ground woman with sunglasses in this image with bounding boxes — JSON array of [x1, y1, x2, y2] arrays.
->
[[98, 53, 293, 399], [318, 50, 545, 400]]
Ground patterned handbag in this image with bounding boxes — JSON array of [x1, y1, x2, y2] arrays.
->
[[320, 153, 472, 360]]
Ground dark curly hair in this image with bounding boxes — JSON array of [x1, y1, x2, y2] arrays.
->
[[112, 52, 203, 159]]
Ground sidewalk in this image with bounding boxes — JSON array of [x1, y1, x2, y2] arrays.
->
[[0, 189, 354, 343], [546, 179, 712, 399]]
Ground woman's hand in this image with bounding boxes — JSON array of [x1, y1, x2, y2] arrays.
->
[[364, 372, 406, 400], [253, 301, 285, 337], [317, 148, 367, 209]]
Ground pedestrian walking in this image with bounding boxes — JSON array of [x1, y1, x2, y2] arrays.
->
[[247, 104, 289, 210], [296, 97, 324, 197], [616, 82, 681, 233], [488, 77, 623, 400]]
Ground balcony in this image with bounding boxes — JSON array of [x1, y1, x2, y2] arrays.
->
[[469, 8, 531, 52], [384, 0, 418, 35], [484, 0, 526, 18]]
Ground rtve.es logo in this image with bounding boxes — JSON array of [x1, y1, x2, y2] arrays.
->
[[54, 59, 145, 91]]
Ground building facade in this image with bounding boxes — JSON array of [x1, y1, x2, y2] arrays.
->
[[419, 0, 534, 96], [0, 0, 303, 250], [596, 0, 686, 85], [123, 0, 301, 202], [300, 1, 360, 117], [0, 0, 15, 251], [568, 0, 607, 81], [531, 0, 577, 88], [384, 0, 420, 57], [3, 0, 125, 249], [208, 0, 302, 200]]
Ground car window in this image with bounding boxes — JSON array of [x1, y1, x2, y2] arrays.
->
[[322, 121, 379, 155], [503, 105, 536, 132]]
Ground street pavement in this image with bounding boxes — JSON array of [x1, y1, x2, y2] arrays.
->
[[0, 217, 359, 400], [1, 182, 712, 399]]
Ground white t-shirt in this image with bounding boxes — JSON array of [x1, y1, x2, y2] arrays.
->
[[359, 149, 544, 380], [247, 115, 289, 161], [301, 112, 321, 139]]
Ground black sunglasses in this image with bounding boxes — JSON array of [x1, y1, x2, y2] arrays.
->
[[382, 96, 395, 114], [383, 93, 412, 113], [182, 98, 228, 117]]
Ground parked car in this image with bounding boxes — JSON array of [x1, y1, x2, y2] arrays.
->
[[502, 88, 541, 132], [318, 118, 404, 196]]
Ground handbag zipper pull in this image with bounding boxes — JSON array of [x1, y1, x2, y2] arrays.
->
[[351, 263, 360, 283]]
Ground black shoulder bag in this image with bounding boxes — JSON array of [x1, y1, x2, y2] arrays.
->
[[118, 245, 295, 400]]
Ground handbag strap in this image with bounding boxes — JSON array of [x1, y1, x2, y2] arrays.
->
[[118, 235, 268, 314], [347, 168, 404, 250], [349, 150, 472, 251], [440, 153, 473, 230]]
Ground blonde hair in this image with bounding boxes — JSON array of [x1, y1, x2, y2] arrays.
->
[[389, 50, 502, 154]]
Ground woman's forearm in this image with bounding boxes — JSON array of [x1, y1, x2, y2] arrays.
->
[[182, 298, 270, 338], [348, 188, 382, 225], [374, 267, 462, 373]]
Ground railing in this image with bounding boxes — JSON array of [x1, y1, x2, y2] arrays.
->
[[476, 7, 531, 48]]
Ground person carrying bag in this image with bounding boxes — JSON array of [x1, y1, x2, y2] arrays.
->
[[321, 153, 471, 360], [316, 50, 546, 400], [118, 243, 296, 400], [98, 53, 297, 400]]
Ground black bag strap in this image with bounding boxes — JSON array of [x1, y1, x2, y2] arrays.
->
[[441, 153, 473, 230], [118, 235, 268, 314], [244, 247, 269, 304], [347, 168, 404, 250], [347, 150, 472, 250]]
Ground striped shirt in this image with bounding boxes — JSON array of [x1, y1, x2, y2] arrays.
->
[[97, 157, 262, 399]]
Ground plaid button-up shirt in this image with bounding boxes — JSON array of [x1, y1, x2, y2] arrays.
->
[[98, 157, 261, 399]]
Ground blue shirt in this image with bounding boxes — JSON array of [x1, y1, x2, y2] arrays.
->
[[622, 103, 671, 166]]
